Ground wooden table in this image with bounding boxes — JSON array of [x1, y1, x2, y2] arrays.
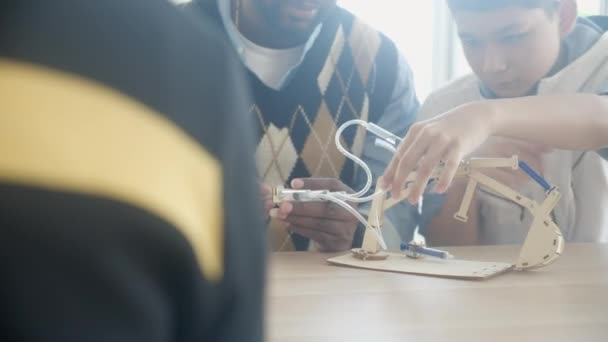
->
[[267, 244, 608, 342]]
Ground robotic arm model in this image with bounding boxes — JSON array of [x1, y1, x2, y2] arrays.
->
[[272, 120, 564, 271]]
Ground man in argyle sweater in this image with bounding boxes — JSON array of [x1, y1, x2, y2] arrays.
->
[[187, 0, 422, 251]]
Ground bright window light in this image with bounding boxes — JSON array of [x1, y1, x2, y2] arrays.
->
[[339, 0, 436, 100]]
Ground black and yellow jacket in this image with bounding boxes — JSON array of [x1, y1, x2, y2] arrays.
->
[[0, 0, 265, 341]]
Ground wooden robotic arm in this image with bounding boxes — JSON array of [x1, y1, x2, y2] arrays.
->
[[359, 156, 564, 270], [451, 170, 563, 270], [271, 119, 563, 272]]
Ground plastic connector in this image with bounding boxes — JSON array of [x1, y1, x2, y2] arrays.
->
[[272, 186, 345, 205], [374, 138, 398, 153], [367, 122, 402, 146]]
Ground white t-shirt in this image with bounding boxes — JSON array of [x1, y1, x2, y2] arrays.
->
[[217, 0, 322, 90], [235, 29, 305, 90]]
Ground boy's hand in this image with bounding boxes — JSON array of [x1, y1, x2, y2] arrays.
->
[[383, 101, 496, 204], [273, 178, 358, 252]]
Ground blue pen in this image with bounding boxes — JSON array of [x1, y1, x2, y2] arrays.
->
[[400, 242, 453, 259]]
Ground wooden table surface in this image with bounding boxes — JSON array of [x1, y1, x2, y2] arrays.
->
[[267, 244, 608, 342]]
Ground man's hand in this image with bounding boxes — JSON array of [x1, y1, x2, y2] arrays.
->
[[272, 178, 359, 252]]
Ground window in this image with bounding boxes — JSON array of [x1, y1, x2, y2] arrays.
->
[[338, 0, 437, 100], [579, 0, 603, 15]]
